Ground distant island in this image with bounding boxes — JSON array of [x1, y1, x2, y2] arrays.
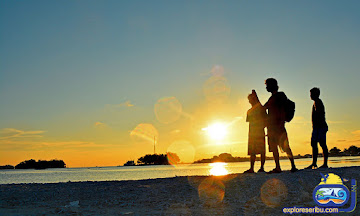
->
[[194, 153, 288, 163], [194, 146, 360, 163], [121, 145, 360, 166], [123, 152, 180, 166], [0, 159, 66, 170], [0, 165, 15, 169], [328, 145, 360, 156]]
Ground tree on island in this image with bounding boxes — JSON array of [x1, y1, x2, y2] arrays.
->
[[0, 165, 14, 169], [345, 146, 360, 155], [329, 147, 341, 156], [194, 153, 252, 163], [15, 159, 66, 169], [329, 145, 360, 156], [136, 152, 180, 165]]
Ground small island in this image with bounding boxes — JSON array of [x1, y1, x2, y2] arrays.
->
[[194, 146, 360, 163], [0, 165, 14, 169], [15, 159, 66, 169], [0, 159, 67, 170], [123, 152, 180, 166]]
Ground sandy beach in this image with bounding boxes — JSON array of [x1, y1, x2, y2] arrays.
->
[[0, 166, 359, 216]]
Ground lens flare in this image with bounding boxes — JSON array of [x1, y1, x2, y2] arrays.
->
[[203, 76, 230, 103], [260, 178, 288, 207], [167, 140, 195, 166], [198, 177, 225, 204], [154, 97, 183, 124], [209, 162, 229, 176], [211, 65, 225, 77], [130, 123, 159, 145]]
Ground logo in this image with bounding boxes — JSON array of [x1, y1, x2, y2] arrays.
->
[[313, 173, 357, 213], [313, 173, 349, 207], [283, 173, 356, 214]]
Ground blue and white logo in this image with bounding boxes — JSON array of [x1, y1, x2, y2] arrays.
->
[[313, 173, 356, 212]]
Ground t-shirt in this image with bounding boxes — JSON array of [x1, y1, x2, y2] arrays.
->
[[264, 91, 287, 126], [246, 104, 266, 130], [312, 98, 328, 129]]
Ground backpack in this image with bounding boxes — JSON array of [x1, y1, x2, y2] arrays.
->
[[285, 98, 295, 122]]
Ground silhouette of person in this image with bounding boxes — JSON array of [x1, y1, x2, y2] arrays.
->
[[305, 87, 329, 169], [264, 78, 298, 173], [244, 90, 266, 173]]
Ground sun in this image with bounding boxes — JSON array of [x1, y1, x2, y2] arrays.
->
[[203, 122, 228, 141]]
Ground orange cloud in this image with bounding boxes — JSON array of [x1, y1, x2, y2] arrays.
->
[[104, 100, 135, 112], [0, 128, 45, 139], [0, 139, 101, 151], [351, 130, 360, 136], [114, 100, 135, 108], [94, 122, 107, 128]]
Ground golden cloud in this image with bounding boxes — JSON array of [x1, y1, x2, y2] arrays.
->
[[104, 100, 135, 112], [113, 100, 135, 108], [351, 130, 360, 136], [0, 139, 102, 151], [94, 122, 107, 128], [0, 128, 45, 139]]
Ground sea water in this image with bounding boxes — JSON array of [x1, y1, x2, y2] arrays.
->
[[1, 156, 359, 184]]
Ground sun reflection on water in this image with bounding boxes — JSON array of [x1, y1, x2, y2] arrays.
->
[[209, 162, 228, 176]]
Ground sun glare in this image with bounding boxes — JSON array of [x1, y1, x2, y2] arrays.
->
[[209, 162, 229, 176], [203, 122, 228, 141]]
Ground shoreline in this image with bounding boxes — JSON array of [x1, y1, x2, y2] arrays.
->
[[2, 155, 360, 170], [1, 166, 359, 215]]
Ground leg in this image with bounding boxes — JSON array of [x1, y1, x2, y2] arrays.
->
[[312, 140, 318, 166], [273, 147, 280, 170], [285, 148, 296, 169], [305, 141, 318, 169], [319, 128, 328, 168], [257, 153, 266, 172], [267, 127, 281, 173], [266, 148, 282, 173], [260, 153, 265, 169], [280, 129, 297, 170], [244, 154, 256, 173], [285, 148, 298, 172], [320, 141, 328, 167], [250, 154, 256, 171]]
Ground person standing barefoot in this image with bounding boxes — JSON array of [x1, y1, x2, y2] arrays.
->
[[305, 87, 329, 169], [264, 78, 298, 173], [244, 90, 266, 173]]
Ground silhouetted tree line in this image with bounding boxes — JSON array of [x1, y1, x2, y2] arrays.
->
[[194, 147, 360, 164], [329, 145, 360, 156], [14, 159, 66, 169], [0, 165, 14, 169], [136, 152, 180, 165], [194, 153, 289, 163]]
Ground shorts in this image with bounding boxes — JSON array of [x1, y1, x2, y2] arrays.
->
[[311, 127, 328, 145], [267, 125, 291, 153], [248, 134, 265, 155]]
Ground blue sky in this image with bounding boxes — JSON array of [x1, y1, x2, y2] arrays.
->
[[1, 1, 360, 166]]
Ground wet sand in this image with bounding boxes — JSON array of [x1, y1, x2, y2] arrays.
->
[[1, 166, 359, 216]]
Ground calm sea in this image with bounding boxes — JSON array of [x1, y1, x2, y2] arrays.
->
[[1, 156, 359, 184]]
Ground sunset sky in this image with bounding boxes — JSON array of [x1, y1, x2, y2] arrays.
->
[[1, 1, 360, 167]]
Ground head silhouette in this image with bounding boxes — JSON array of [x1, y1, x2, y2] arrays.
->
[[265, 78, 279, 93], [248, 93, 257, 106], [310, 87, 320, 100], [248, 89, 259, 106]]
